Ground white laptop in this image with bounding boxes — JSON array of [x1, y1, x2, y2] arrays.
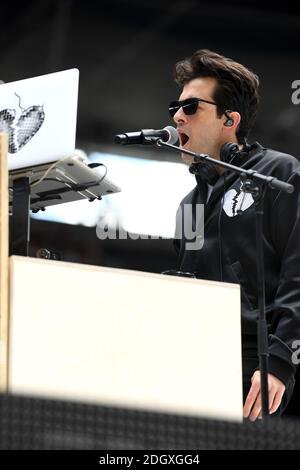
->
[[0, 69, 121, 210], [0, 68, 79, 171]]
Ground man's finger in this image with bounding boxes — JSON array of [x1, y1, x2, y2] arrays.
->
[[249, 392, 262, 421], [243, 380, 260, 418], [268, 387, 277, 413], [270, 389, 285, 414], [258, 386, 277, 418]]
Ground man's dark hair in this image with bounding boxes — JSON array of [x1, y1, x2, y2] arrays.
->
[[174, 49, 260, 144]]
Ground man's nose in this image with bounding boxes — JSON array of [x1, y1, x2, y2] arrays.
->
[[173, 106, 187, 125]]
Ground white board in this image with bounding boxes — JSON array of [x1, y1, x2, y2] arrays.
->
[[8, 256, 243, 421]]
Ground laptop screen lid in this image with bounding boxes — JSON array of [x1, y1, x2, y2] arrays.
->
[[0, 68, 79, 171]]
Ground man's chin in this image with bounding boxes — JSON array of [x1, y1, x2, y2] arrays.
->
[[181, 153, 194, 165]]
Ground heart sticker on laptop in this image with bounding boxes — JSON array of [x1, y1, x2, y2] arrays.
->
[[11, 105, 45, 153], [0, 93, 45, 153]]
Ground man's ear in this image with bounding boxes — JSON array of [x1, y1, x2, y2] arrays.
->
[[223, 110, 241, 129]]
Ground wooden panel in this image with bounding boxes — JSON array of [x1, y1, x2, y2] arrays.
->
[[0, 133, 9, 391], [9, 256, 243, 421]]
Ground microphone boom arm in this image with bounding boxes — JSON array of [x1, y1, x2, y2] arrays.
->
[[156, 139, 294, 194]]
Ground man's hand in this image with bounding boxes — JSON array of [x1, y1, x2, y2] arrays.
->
[[243, 371, 286, 421]]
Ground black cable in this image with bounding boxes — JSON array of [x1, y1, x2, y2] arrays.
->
[[218, 151, 239, 282], [201, 144, 252, 282], [218, 174, 226, 282], [217, 145, 251, 282]]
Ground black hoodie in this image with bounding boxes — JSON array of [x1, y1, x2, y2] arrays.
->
[[174, 142, 300, 386]]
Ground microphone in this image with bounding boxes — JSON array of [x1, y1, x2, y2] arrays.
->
[[114, 126, 178, 146]]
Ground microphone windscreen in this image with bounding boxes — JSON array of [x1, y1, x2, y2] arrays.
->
[[163, 126, 179, 145]]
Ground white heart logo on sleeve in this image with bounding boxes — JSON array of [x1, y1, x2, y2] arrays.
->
[[223, 185, 254, 217]]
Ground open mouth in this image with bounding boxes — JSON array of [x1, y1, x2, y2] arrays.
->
[[179, 132, 190, 147]]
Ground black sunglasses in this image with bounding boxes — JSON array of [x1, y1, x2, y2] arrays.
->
[[169, 97, 217, 118]]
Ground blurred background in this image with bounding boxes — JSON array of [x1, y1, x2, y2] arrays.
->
[[1, 0, 299, 269], [1, 0, 300, 416]]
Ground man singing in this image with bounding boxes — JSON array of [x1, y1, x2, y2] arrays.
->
[[172, 49, 299, 420]]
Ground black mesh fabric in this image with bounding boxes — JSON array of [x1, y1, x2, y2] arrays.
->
[[1, 394, 300, 450]]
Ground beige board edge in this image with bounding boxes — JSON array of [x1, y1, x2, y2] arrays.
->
[[0, 133, 9, 391], [10, 254, 240, 291]]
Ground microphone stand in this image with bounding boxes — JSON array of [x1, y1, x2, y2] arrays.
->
[[156, 139, 294, 420]]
